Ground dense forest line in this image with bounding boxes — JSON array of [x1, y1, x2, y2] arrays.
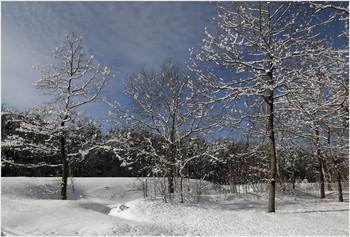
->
[[2, 104, 348, 188]]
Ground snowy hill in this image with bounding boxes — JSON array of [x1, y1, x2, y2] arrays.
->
[[1, 177, 349, 236]]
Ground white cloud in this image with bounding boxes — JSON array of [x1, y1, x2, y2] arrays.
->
[[1, 1, 216, 116]]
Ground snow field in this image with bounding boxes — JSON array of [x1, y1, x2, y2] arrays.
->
[[1, 177, 349, 236]]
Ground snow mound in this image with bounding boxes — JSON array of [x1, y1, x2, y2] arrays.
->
[[108, 191, 350, 236], [109, 200, 146, 221], [108, 196, 267, 235], [109, 198, 175, 222]]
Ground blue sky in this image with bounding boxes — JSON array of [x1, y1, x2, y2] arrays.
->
[[2, 1, 216, 122]]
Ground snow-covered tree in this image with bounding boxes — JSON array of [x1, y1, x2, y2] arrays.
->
[[190, 2, 336, 212], [101, 127, 150, 177], [306, 2, 349, 14], [32, 33, 115, 199], [278, 43, 348, 201], [107, 59, 221, 197], [1, 105, 61, 176], [273, 1, 348, 201], [1, 105, 117, 178], [205, 136, 270, 191]]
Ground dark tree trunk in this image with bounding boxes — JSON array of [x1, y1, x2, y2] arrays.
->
[[315, 127, 326, 199], [167, 145, 175, 194], [267, 100, 277, 213], [327, 127, 343, 202], [60, 122, 68, 200], [168, 115, 176, 194], [168, 167, 175, 194], [266, 70, 277, 213], [180, 175, 184, 203]]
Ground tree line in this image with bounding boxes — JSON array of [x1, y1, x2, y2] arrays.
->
[[2, 107, 348, 195], [1, 2, 348, 212]]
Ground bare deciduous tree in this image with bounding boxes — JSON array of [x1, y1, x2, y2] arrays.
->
[[33, 33, 115, 199], [107, 59, 221, 198], [190, 2, 335, 212]]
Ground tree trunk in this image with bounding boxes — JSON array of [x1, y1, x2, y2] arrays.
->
[[60, 122, 68, 200], [168, 167, 175, 194], [266, 69, 277, 213], [315, 127, 326, 199], [168, 117, 176, 194], [327, 127, 343, 202], [180, 175, 184, 203], [167, 144, 175, 194], [267, 99, 277, 213]]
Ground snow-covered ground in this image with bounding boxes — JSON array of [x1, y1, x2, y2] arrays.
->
[[1, 177, 348, 236]]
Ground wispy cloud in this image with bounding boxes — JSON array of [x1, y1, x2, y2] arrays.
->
[[2, 1, 216, 116]]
